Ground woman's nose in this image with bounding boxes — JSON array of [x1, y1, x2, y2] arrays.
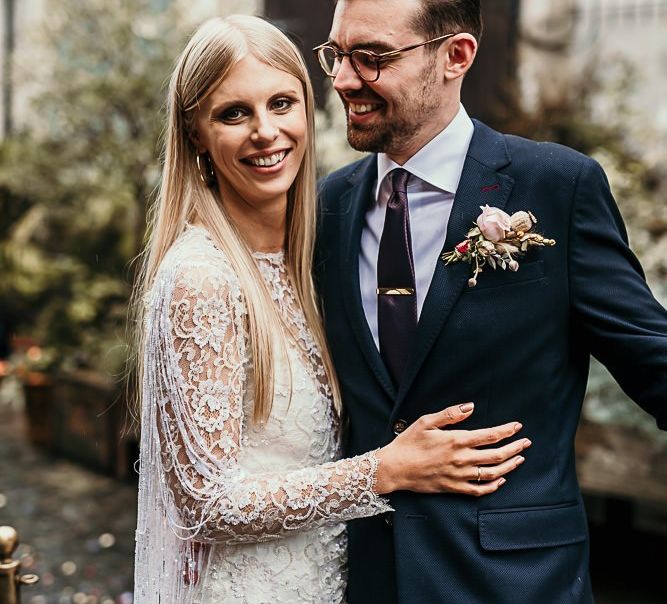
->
[[251, 112, 279, 143]]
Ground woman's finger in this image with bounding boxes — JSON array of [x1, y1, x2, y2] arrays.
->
[[466, 438, 532, 466], [467, 455, 525, 483], [461, 422, 523, 447], [423, 402, 475, 429], [459, 477, 507, 497]]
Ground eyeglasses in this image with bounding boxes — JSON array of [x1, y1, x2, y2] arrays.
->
[[313, 33, 455, 83]]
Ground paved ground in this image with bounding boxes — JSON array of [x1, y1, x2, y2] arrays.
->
[[0, 403, 665, 604], [0, 406, 135, 604]]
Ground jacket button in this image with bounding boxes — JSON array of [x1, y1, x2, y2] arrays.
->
[[393, 420, 408, 435], [384, 512, 393, 527]]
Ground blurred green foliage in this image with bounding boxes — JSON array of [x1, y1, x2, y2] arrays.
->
[[0, 0, 188, 374]]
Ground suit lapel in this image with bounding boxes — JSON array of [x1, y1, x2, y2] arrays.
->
[[396, 121, 515, 403], [338, 155, 397, 400]]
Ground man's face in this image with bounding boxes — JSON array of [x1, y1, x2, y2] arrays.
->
[[329, 0, 449, 163]]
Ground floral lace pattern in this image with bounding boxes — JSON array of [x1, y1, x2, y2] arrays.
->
[[134, 226, 391, 604]]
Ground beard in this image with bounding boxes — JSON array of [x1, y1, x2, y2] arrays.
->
[[344, 59, 440, 155]]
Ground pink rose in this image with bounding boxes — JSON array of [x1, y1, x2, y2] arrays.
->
[[477, 205, 511, 242]]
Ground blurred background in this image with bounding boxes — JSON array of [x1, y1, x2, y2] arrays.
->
[[0, 1, 665, 603]]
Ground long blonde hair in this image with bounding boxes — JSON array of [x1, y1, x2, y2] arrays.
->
[[132, 15, 341, 422]]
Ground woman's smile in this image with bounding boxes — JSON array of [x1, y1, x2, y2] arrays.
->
[[240, 148, 292, 173]]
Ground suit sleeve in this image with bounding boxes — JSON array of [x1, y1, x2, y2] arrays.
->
[[569, 157, 667, 429]]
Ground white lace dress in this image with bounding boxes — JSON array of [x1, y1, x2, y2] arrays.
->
[[134, 226, 391, 604]]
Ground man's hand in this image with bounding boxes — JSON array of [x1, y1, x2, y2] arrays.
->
[[375, 403, 530, 496]]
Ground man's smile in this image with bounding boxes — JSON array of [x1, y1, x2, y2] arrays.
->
[[348, 102, 383, 115]]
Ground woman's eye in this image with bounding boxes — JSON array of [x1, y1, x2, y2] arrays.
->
[[272, 98, 294, 112], [220, 108, 246, 122]]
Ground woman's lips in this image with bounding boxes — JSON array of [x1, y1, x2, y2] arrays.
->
[[241, 149, 292, 173]]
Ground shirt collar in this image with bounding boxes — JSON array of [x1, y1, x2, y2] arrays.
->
[[375, 104, 474, 199]]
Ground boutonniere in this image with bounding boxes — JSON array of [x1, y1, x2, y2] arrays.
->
[[441, 205, 556, 287]]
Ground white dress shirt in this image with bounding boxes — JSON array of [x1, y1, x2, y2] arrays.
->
[[359, 104, 475, 349]]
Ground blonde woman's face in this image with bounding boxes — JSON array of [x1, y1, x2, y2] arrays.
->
[[193, 55, 307, 214]]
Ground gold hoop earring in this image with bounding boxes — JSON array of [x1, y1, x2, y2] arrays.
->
[[196, 153, 216, 187]]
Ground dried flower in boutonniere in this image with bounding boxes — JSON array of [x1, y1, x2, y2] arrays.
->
[[441, 205, 556, 287]]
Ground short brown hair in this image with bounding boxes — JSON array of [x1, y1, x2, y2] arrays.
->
[[410, 0, 483, 42]]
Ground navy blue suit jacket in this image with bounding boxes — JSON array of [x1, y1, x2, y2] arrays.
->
[[316, 120, 667, 604]]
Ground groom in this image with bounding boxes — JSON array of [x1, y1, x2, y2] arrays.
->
[[315, 0, 667, 602]]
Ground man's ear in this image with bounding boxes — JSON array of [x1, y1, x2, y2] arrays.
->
[[443, 33, 478, 81]]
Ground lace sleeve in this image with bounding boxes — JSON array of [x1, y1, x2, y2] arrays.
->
[[148, 261, 391, 544]]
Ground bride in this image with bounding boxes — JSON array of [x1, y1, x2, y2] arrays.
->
[[132, 15, 526, 603]]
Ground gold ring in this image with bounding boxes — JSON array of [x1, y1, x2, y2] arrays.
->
[[477, 466, 482, 483]]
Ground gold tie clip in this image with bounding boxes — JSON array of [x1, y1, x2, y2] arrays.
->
[[376, 288, 416, 296]]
